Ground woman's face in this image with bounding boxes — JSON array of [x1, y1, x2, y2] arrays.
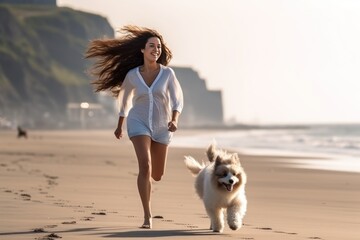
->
[[142, 37, 162, 63]]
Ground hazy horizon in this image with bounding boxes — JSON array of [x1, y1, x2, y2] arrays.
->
[[58, 0, 360, 125]]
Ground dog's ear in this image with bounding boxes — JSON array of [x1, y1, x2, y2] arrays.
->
[[215, 156, 222, 167], [231, 153, 241, 165], [207, 143, 217, 162]]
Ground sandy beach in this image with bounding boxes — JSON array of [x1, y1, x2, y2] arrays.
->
[[0, 129, 359, 240]]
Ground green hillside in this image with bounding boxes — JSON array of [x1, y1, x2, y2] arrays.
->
[[0, 4, 114, 128]]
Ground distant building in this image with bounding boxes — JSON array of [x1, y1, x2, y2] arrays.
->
[[67, 102, 104, 129]]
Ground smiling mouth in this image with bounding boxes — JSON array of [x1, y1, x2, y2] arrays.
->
[[223, 183, 233, 192]]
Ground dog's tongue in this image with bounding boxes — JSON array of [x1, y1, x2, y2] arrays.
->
[[225, 184, 233, 192]]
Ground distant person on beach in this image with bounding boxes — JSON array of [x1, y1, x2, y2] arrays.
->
[[86, 25, 183, 229]]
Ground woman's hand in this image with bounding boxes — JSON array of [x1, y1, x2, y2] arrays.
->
[[114, 127, 123, 139], [115, 116, 125, 139], [168, 110, 180, 132], [168, 120, 178, 132]]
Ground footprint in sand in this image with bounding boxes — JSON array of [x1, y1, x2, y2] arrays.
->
[[53, 202, 65, 207], [44, 174, 58, 180], [36, 233, 62, 239], [91, 212, 106, 215], [255, 227, 272, 230], [43, 225, 58, 229], [44, 174, 59, 187], [61, 221, 76, 224], [255, 226, 299, 236], [274, 230, 298, 235], [20, 193, 31, 201], [81, 216, 95, 221]]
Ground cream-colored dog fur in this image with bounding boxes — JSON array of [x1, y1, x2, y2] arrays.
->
[[184, 143, 247, 233]]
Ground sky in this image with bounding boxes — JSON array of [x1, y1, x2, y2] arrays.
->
[[58, 0, 360, 125]]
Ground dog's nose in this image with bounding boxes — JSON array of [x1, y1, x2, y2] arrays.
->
[[229, 179, 234, 184]]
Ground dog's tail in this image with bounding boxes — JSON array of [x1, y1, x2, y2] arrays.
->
[[184, 156, 205, 175]]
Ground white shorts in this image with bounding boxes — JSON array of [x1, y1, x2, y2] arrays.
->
[[126, 118, 172, 145]]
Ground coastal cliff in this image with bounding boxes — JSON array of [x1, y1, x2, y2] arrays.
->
[[0, 3, 223, 128]]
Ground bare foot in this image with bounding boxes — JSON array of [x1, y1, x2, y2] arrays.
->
[[140, 218, 152, 229]]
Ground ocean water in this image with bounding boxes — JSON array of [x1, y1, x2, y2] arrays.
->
[[172, 124, 360, 173]]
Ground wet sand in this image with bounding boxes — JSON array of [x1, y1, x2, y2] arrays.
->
[[0, 129, 359, 240]]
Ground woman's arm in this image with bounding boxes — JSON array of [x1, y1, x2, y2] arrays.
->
[[168, 110, 180, 132], [114, 116, 125, 139]]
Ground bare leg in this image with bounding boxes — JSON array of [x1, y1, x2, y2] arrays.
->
[[150, 140, 168, 181], [131, 135, 153, 228]]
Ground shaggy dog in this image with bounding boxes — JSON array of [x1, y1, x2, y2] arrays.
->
[[184, 143, 247, 233]]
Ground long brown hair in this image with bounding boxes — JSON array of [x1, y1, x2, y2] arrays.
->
[[85, 25, 172, 97]]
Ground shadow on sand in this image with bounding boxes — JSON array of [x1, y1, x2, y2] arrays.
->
[[0, 227, 217, 239], [98, 229, 217, 238]]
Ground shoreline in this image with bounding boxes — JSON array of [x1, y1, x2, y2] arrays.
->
[[0, 129, 359, 240], [172, 129, 360, 174]]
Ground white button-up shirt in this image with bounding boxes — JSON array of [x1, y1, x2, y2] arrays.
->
[[118, 65, 183, 133]]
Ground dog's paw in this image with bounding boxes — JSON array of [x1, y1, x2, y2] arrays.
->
[[212, 224, 224, 233], [229, 220, 243, 231], [229, 223, 240, 230]]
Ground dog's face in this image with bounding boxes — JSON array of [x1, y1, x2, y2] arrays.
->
[[213, 153, 246, 192]]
